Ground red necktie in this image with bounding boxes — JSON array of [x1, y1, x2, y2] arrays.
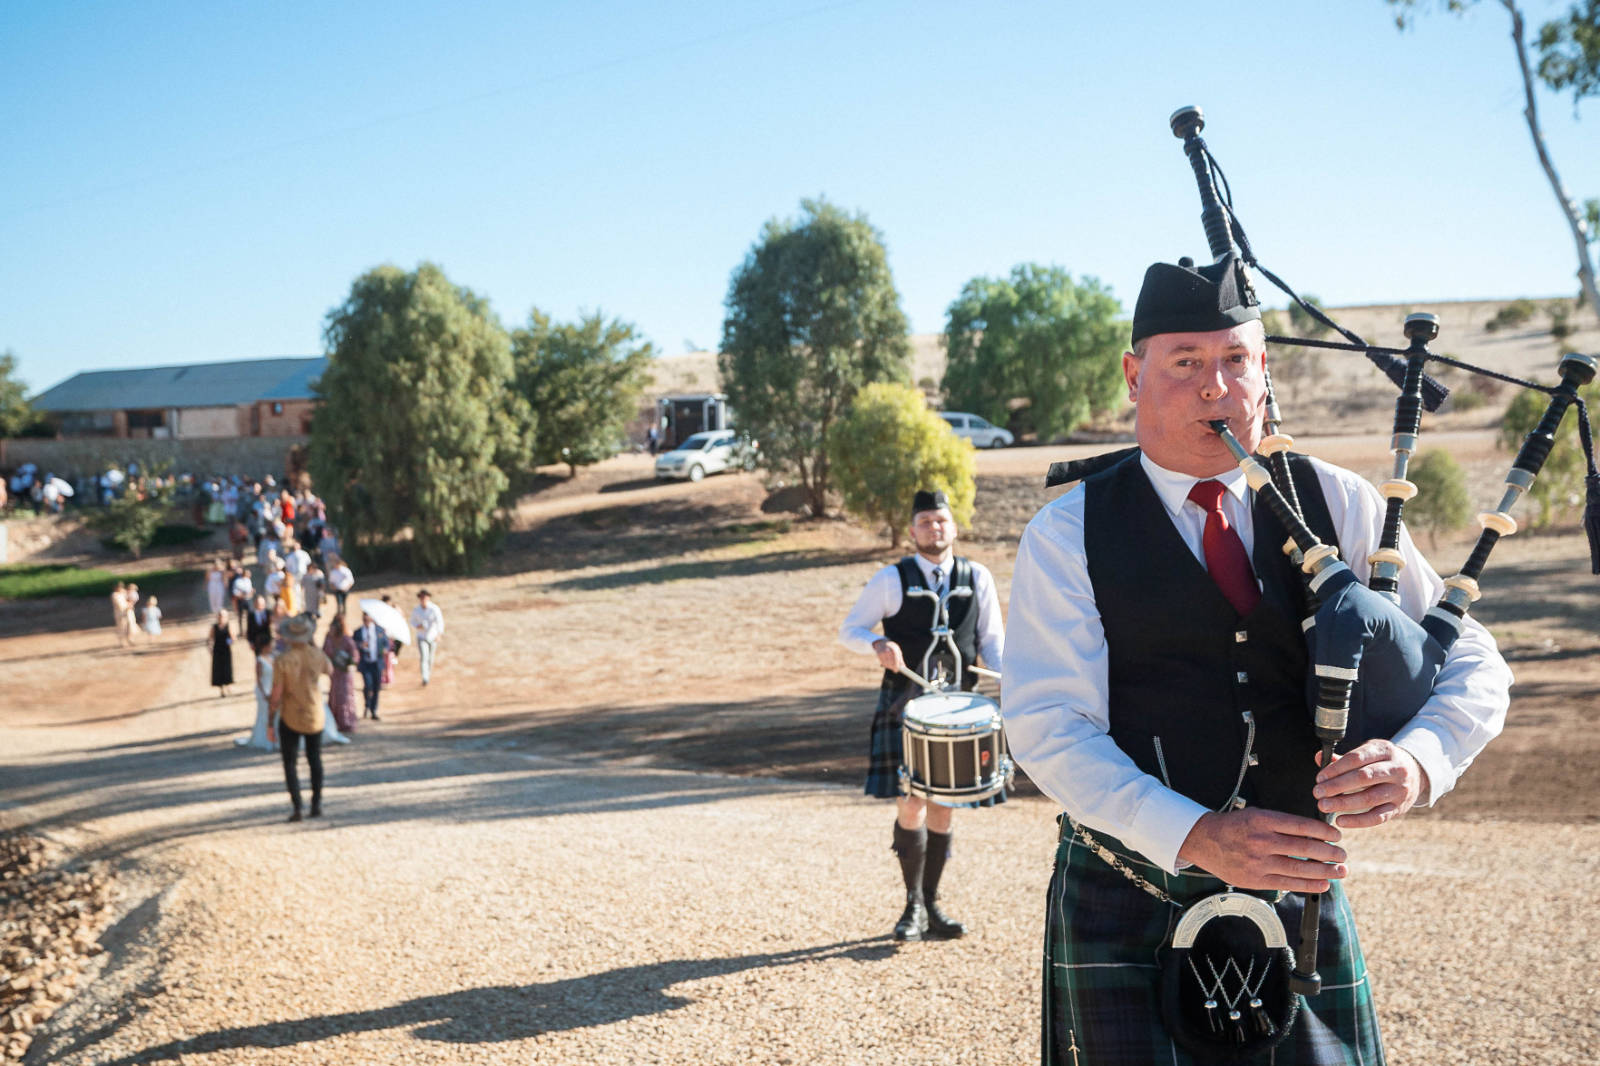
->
[[1187, 480, 1261, 616]]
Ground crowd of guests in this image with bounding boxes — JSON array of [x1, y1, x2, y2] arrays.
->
[[86, 469, 451, 822], [3, 460, 213, 515]]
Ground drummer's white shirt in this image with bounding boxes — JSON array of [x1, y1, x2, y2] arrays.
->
[[1003, 452, 1513, 874], [839, 552, 1005, 676]]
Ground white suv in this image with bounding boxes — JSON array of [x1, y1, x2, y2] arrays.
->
[[939, 411, 1013, 449], [654, 431, 757, 482]]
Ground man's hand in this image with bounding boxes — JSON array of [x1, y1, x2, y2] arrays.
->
[[872, 639, 906, 674], [1314, 739, 1430, 829], [1177, 809, 1347, 893]]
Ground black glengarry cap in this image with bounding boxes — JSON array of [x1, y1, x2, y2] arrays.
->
[[1131, 253, 1260, 344], [910, 489, 950, 517]]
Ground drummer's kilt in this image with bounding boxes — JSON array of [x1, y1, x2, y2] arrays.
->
[[1044, 820, 1384, 1065], [864, 677, 1005, 806]]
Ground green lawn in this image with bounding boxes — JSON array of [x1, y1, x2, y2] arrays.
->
[[0, 563, 199, 601]]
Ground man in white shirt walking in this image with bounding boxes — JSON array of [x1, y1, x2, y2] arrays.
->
[[326, 555, 354, 618], [1002, 254, 1512, 1064], [410, 589, 445, 686], [838, 489, 1004, 943]]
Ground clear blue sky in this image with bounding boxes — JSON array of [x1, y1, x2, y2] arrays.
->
[[3, 0, 1596, 395]]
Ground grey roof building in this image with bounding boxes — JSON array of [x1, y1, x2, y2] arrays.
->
[[31, 356, 326, 439]]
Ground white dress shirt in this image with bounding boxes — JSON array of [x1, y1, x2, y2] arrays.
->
[[411, 603, 445, 643], [327, 565, 354, 593], [839, 552, 1005, 676], [1003, 453, 1512, 874]]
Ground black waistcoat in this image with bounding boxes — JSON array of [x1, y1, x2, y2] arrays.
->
[[881, 556, 979, 693], [1082, 453, 1338, 819]]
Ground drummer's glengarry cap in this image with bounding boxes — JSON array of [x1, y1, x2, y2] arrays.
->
[[1131, 253, 1260, 345], [910, 489, 950, 517]]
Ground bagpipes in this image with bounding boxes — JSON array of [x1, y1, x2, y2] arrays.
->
[[1153, 105, 1599, 1061]]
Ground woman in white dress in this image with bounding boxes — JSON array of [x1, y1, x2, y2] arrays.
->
[[205, 559, 228, 616], [321, 699, 351, 745], [236, 648, 277, 750]]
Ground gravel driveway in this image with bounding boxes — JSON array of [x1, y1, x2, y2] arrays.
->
[[7, 716, 1597, 1065]]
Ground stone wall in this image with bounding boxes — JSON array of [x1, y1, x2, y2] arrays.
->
[[0, 436, 308, 480]]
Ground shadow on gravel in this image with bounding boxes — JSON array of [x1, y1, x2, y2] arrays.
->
[[2, 728, 816, 863], [497, 497, 793, 576], [434, 682, 1040, 799], [539, 546, 881, 593], [90, 937, 896, 1061]]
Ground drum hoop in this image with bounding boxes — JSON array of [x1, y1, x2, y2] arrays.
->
[[902, 693, 1002, 736], [901, 718, 1000, 738]]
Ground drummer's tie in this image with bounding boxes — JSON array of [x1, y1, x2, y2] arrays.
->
[[1187, 479, 1261, 616], [930, 566, 944, 597]]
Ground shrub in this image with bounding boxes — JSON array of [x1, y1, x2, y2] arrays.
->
[[1547, 301, 1578, 341], [1499, 380, 1600, 527], [827, 382, 976, 546], [86, 495, 164, 559], [1484, 298, 1538, 332], [1407, 450, 1473, 547]]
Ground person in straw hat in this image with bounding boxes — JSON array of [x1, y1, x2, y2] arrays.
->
[[267, 614, 333, 822]]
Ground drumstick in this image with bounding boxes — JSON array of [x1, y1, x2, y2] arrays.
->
[[968, 666, 1001, 681], [897, 666, 936, 692]]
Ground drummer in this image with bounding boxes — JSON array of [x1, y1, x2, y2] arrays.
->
[[839, 489, 1005, 942]]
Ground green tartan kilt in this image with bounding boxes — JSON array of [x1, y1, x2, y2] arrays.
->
[[1043, 820, 1385, 1065]]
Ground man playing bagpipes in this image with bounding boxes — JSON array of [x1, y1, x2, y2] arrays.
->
[[1001, 255, 1514, 1065]]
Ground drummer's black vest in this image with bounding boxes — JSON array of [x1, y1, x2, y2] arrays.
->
[[881, 555, 979, 694], [1082, 452, 1338, 819]]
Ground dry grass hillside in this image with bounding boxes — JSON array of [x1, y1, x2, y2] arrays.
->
[[645, 299, 1600, 441]]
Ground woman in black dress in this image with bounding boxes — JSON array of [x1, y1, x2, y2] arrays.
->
[[209, 610, 235, 697]]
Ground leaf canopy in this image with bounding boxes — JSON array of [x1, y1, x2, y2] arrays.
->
[[513, 309, 654, 475], [309, 263, 534, 574], [828, 382, 976, 545], [719, 197, 910, 516], [941, 264, 1126, 442]]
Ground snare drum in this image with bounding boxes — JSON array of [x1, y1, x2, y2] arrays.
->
[[899, 691, 1014, 805]]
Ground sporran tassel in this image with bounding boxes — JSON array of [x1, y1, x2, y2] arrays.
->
[[1251, 997, 1276, 1037], [1205, 999, 1221, 1034], [1229, 1009, 1245, 1045]]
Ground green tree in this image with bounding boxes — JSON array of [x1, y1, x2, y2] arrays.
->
[[310, 263, 534, 574], [1286, 294, 1334, 340], [720, 198, 910, 517], [1407, 450, 1474, 547], [512, 310, 654, 478], [0, 350, 34, 438], [941, 265, 1126, 442], [827, 382, 976, 546], [1388, 1, 1600, 312], [1498, 378, 1600, 526]]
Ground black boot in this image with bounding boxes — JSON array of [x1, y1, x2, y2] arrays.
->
[[923, 829, 966, 939], [891, 824, 928, 941]]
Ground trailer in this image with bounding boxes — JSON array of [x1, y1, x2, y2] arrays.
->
[[656, 394, 732, 451]]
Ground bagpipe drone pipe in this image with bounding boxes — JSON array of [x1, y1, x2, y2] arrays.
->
[[1165, 105, 1600, 1000]]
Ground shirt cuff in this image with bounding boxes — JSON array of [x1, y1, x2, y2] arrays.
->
[[1392, 722, 1455, 805], [1125, 788, 1211, 875]]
